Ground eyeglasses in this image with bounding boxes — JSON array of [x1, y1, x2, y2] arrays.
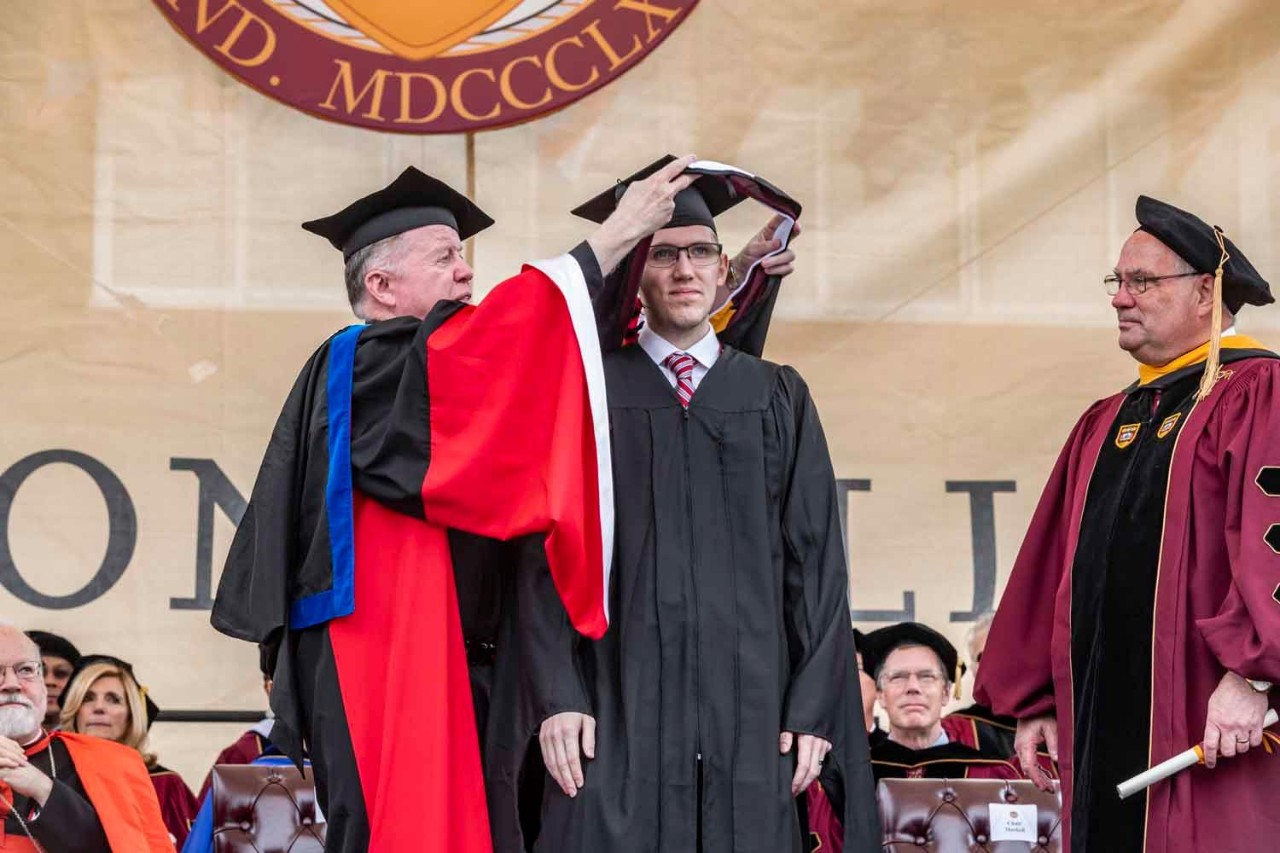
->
[[0, 662, 43, 683], [1104, 271, 1202, 296], [881, 669, 944, 689], [646, 242, 723, 268]]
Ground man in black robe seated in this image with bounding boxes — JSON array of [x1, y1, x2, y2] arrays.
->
[[860, 622, 1020, 781], [530, 160, 878, 853], [26, 630, 80, 731], [0, 623, 172, 851]]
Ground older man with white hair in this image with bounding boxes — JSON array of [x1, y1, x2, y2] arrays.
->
[[0, 623, 172, 851]]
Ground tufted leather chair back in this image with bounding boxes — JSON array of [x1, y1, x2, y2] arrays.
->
[[877, 779, 1062, 852], [211, 763, 327, 852]]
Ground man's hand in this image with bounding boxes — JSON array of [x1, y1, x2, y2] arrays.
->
[[729, 215, 802, 285], [539, 712, 596, 798], [1202, 672, 1269, 769], [0, 736, 53, 807], [1014, 714, 1058, 792], [780, 731, 831, 796], [587, 155, 698, 275]]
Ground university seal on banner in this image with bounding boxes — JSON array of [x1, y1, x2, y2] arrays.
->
[[150, 0, 700, 133]]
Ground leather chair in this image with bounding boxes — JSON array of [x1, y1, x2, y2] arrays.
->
[[211, 764, 327, 852], [877, 779, 1063, 852]]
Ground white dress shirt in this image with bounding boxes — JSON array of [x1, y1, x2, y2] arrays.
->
[[638, 325, 720, 392]]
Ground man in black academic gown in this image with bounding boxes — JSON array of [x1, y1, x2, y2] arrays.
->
[[529, 160, 879, 853], [27, 630, 81, 731], [860, 623, 1020, 781]]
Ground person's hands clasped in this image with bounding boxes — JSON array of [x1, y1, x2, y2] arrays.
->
[[540, 711, 596, 798], [1202, 672, 1269, 769], [1014, 714, 1058, 792], [0, 735, 53, 806], [780, 731, 831, 796]]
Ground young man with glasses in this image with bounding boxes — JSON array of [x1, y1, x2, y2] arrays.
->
[[976, 196, 1280, 853], [0, 623, 172, 851], [529, 162, 878, 853]]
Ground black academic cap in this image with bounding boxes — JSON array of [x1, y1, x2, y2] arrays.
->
[[302, 166, 494, 261], [570, 154, 748, 231], [859, 622, 965, 686], [26, 630, 81, 666], [1135, 195, 1274, 313], [59, 654, 160, 730]]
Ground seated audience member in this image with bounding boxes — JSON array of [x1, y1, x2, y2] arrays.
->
[[196, 642, 278, 802], [941, 613, 1059, 779], [60, 655, 199, 847], [853, 628, 885, 744], [0, 623, 172, 851], [939, 611, 1017, 755], [861, 622, 1020, 780], [26, 630, 81, 730]]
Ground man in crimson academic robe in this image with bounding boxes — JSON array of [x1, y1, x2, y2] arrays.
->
[[860, 623, 1020, 783], [975, 196, 1280, 852], [529, 159, 879, 853], [0, 623, 173, 852], [211, 157, 702, 853]]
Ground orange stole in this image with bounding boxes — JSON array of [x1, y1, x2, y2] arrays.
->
[[54, 732, 175, 852]]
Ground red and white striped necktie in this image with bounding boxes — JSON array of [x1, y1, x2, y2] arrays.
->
[[663, 351, 696, 409]]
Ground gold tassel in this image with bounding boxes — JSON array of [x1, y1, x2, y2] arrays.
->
[[1195, 227, 1230, 401], [953, 662, 962, 700]]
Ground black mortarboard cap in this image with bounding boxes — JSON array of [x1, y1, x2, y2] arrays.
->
[[859, 623, 965, 688], [302, 166, 494, 261], [570, 154, 748, 231], [1135, 195, 1273, 313], [27, 630, 81, 666], [60, 654, 160, 730]]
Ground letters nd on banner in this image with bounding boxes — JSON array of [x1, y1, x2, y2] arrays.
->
[[149, 0, 700, 132]]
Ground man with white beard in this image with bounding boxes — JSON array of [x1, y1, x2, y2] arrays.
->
[[0, 623, 173, 851]]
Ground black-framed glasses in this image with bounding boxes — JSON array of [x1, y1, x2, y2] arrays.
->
[[1104, 271, 1202, 296], [646, 242, 723, 268]]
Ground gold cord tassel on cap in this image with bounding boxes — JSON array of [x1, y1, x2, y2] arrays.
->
[[1195, 227, 1230, 401]]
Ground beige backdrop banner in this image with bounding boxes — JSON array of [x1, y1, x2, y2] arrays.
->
[[4, 0, 1280, 784]]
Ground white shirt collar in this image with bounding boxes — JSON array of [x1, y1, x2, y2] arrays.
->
[[637, 325, 720, 369]]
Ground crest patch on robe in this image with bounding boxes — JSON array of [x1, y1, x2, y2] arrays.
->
[[1157, 413, 1182, 439], [1115, 422, 1141, 448]]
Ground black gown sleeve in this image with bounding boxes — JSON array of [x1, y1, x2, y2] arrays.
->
[[29, 778, 112, 853], [517, 537, 592, 725], [773, 368, 882, 850], [774, 367, 852, 741]]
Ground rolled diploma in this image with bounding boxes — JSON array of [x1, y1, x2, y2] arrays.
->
[[1117, 708, 1279, 799]]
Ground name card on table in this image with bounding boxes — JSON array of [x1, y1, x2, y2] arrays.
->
[[988, 803, 1038, 842]]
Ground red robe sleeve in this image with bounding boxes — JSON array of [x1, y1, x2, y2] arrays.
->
[[417, 256, 612, 639], [975, 397, 1120, 720], [1195, 361, 1280, 682]]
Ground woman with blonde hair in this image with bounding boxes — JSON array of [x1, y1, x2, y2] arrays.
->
[[59, 655, 199, 847]]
